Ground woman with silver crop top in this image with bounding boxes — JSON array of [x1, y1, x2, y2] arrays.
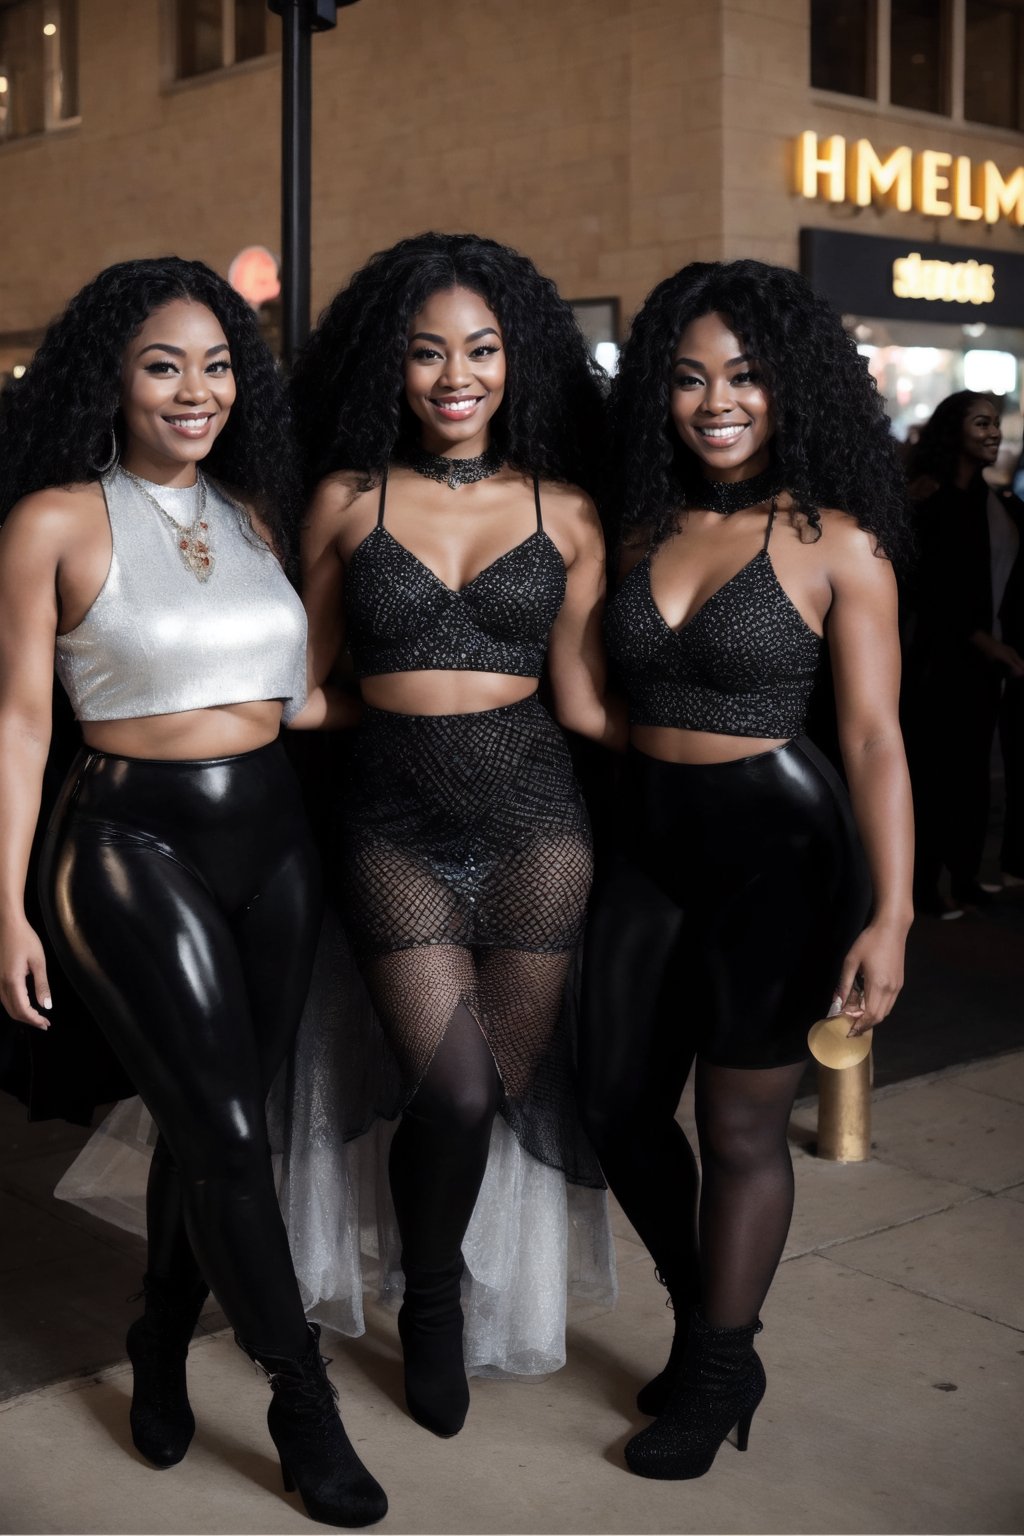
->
[[0, 259, 386, 1527], [287, 233, 623, 1438], [579, 261, 914, 1481]]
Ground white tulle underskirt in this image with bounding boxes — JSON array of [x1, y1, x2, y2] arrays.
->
[[54, 914, 617, 1379]]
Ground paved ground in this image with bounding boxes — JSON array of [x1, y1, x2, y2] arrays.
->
[[1, 768, 1021, 1536], [1, 1050, 1022, 1536]]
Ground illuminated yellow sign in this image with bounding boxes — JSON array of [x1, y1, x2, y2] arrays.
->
[[795, 132, 1024, 227], [892, 253, 995, 305]]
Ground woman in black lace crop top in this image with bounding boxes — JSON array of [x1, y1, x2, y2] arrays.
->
[[578, 260, 914, 1481], [289, 234, 622, 1437]]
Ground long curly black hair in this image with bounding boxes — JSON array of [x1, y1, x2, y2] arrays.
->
[[289, 232, 607, 498], [0, 257, 299, 559], [609, 259, 910, 564], [906, 389, 998, 490]]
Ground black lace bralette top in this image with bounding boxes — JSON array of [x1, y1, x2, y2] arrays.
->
[[605, 501, 824, 738], [344, 467, 567, 680]]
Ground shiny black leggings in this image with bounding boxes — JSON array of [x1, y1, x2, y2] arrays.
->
[[40, 743, 322, 1356], [579, 740, 870, 1326]]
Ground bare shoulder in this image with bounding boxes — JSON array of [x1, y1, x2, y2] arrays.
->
[[536, 478, 605, 563], [1, 481, 105, 554], [308, 471, 379, 545], [805, 506, 897, 601]]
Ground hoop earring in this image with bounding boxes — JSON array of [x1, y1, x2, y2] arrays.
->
[[92, 422, 119, 475]]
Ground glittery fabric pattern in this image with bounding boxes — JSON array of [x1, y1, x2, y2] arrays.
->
[[605, 550, 823, 738], [344, 526, 566, 681], [338, 694, 601, 1186]]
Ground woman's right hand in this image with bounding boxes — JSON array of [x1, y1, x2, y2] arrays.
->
[[0, 917, 52, 1029], [971, 632, 1024, 677]]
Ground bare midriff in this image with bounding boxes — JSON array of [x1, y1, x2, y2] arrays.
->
[[631, 723, 789, 765], [82, 699, 285, 760], [360, 670, 538, 717]]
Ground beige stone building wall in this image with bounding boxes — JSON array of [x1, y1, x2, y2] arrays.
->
[[0, 0, 1021, 372], [0, 0, 727, 354], [719, 0, 1024, 267]]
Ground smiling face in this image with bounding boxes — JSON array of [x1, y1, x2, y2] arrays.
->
[[403, 285, 506, 457], [960, 396, 1001, 473], [119, 298, 236, 485], [669, 311, 774, 482]]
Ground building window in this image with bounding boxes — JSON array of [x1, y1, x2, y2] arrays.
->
[[965, 0, 1024, 130], [0, 0, 78, 143], [890, 0, 949, 114], [175, 0, 279, 81], [810, 0, 875, 97]]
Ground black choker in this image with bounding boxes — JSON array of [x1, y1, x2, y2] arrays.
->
[[687, 465, 784, 516], [403, 445, 504, 489]]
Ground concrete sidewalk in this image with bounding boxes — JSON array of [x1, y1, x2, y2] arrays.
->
[[1, 1053, 1022, 1536]]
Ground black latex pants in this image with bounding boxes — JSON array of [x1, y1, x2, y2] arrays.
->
[[40, 742, 322, 1357]]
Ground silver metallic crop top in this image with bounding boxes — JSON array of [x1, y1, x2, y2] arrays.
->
[[55, 469, 307, 723]]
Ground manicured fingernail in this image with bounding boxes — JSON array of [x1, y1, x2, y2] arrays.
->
[[41, 997, 52, 1010]]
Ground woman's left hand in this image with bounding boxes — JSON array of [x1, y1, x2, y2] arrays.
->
[[834, 919, 909, 1035]]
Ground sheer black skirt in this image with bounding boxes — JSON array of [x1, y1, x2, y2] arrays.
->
[[337, 694, 601, 1186]]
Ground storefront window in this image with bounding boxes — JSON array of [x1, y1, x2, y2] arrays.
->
[[0, 0, 78, 142], [856, 321, 1023, 482], [890, 0, 949, 114], [965, 0, 1024, 130], [176, 0, 279, 80], [811, 0, 874, 97]]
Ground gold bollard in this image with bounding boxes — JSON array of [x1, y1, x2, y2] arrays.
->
[[816, 1047, 872, 1161]]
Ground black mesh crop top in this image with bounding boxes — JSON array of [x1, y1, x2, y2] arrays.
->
[[605, 501, 824, 738], [344, 467, 567, 679]]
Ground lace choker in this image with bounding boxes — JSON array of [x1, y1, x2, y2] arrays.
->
[[403, 445, 504, 489], [687, 465, 784, 515]]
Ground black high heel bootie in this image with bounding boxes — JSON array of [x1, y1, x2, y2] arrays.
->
[[636, 1270, 696, 1416], [241, 1322, 388, 1529], [625, 1310, 765, 1480], [124, 1272, 209, 1467], [397, 1254, 469, 1437]]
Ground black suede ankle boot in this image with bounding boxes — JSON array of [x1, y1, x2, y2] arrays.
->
[[124, 1271, 209, 1468], [636, 1270, 697, 1416], [241, 1322, 388, 1529], [397, 1254, 469, 1437], [626, 1310, 766, 1480]]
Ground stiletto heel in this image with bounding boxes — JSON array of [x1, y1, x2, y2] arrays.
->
[[626, 1311, 765, 1481], [240, 1323, 388, 1528]]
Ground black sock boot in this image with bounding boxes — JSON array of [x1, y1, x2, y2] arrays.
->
[[636, 1271, 697, 1416], [625, 1310, 766, 1480], [397, 1254, 469, 1438], [241, 1322, 388, 1529], [124, 1272, 209, 1468]]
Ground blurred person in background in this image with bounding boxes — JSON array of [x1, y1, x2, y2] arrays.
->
[[904, 391, 1024, 914]]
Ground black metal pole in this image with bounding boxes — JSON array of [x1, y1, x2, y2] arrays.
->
[[270, 1, 357, 368], [278, 1, 312, 368]]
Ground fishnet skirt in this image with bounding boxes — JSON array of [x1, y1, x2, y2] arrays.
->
[[338, 694, 601, 1185]]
